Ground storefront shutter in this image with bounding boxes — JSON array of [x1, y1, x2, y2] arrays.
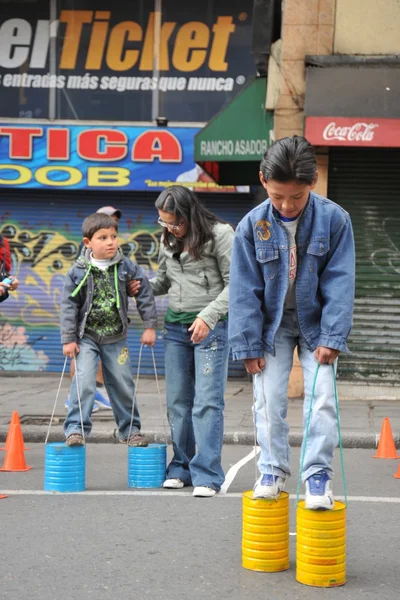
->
[[328, 148, 400, 383], [0, 189, 252, 377]]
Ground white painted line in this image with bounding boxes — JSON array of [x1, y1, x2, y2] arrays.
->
[[2, 490, 400, 503], [220, 446, 261, 494]]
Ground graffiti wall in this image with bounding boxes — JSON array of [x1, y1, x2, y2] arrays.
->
[[0, 193, 165, 372], [0, 190, 251, 374]]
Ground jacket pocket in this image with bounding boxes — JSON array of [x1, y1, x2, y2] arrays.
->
[[255, 245, 279, 280], [307, 238, 330, 273]]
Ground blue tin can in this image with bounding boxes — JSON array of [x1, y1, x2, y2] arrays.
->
[[44, 442, 86, 492], [128, 443, 167, 488]]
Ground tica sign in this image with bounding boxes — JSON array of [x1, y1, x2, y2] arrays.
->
[[0, 125, 197, 190]]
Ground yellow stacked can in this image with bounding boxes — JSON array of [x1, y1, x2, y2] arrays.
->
[[242, 490, 290, 572], [296, 500, 346, 587]]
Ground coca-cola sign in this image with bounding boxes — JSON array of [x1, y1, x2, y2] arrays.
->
[[323, 122, 378, 142], [305, 117, 400, 147]]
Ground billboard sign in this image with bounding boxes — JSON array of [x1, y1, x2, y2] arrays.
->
[[0, 122, 243, 191], [0, 0, 256, 122]]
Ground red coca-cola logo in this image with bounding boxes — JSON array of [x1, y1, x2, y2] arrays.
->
[[323, 122, 379, 142]]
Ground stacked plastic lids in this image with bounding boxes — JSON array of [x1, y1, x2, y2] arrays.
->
[[128, 443, 167, 488], [44, 442, 86, 492], [242, 490, 290, 572], [296, 500, 346, 587]]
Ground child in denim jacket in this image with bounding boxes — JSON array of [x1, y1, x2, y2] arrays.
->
[[229, 136, 355, 509]]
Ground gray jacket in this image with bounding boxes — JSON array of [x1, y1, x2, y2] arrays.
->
[[150, 222, 234, 329], [60, 249, 157, 344]]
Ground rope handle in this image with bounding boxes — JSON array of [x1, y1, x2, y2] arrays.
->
[[45, 356, 85, 445], [295, 363, 348, 506], [128, 344, 168, 446]]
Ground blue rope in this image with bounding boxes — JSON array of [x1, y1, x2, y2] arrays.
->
[[296, 363, 347, 507]]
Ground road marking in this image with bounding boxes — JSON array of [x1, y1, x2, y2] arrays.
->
[[2, 490, 400, 502], [220, 446, 260, 494]]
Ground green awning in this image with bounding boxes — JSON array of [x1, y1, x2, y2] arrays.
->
[[194, 77, 274, 185]]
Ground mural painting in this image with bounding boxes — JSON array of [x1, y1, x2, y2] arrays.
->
[[0, 220, 163, 372]]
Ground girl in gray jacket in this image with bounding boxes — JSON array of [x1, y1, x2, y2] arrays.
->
[[150, 186, 234, 497]]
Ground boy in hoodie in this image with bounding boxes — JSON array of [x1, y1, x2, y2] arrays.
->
[[61, 213, 157, 447]]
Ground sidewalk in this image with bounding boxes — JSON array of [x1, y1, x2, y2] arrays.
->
[[1, 374, 400, 448]]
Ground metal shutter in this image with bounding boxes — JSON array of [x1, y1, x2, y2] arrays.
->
[[328, 148, 400, 383], [0, 188, 253, 377]]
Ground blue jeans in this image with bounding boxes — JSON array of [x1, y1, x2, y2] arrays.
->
[[64, 336, 141, 440], [163, 321, 229, 491], [253, 309, 338, 483]]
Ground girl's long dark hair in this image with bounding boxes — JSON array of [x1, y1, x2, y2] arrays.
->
[[155, 186, 222, 260]]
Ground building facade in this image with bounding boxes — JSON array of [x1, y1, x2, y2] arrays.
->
[[272, 0, 400, 383], [0, 0, 258, 374]]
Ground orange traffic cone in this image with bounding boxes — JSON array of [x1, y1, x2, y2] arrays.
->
[[393, 464, 400, 479], [0, 495, 7, 499], [373, 417, 400, 459], [0, 424, 32, 472], [1, 411, 30, 451]]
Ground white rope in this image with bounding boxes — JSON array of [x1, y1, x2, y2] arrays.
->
[[252, 369, 277, 498], [128, 344, 143, 441], [260, 372, 276, 487], [45, 355, 85, 445], [252, 379, 258, 485], [150, 347, 168, 446], [74, 356, 86, 444], [45, 356, 68, 444]]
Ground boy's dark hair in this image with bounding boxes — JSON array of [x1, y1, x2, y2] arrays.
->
[[82, 213, 118, 239], [260, 136, 317, 185], [155, 185, 223, 260]]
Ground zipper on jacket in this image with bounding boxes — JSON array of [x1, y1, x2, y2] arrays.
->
[[179, 262, 183, 305]]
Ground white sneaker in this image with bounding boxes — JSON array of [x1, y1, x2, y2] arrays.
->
[[193, 486, 217, 497], [163, 478, 184, 489], [253, 474, 285, 499], [305, 470, 334, 510]]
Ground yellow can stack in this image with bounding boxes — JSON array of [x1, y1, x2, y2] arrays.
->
[[296, 500, 346, 587], [242, 490, 290, 572]]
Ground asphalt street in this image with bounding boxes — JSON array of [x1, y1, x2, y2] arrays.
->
[[1, 445, 399, 600]]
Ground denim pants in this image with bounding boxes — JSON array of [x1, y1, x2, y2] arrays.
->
[[253, 309, 338, 483], [163, 321, 229, 491], [64, 336, 141, 440]]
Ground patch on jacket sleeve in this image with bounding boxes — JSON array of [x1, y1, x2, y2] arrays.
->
[[255, 220, 272, 241], [117, 347, 129, 365]]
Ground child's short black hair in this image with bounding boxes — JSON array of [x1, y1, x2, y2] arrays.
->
[[260, 135, 317, 185], [82, 213, 118, 239]]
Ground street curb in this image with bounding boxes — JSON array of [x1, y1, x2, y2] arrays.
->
[[0, 426, 384, 449]]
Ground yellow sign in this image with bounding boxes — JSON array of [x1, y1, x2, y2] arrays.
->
[[0, 11, 236, 73]]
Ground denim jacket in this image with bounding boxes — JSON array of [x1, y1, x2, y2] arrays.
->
[[229, 192, 355, 361], [60, 249, 157, 344]]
